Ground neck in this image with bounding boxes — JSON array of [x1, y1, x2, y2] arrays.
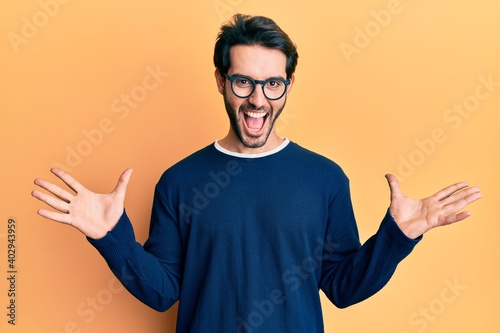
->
[[218, 129, 284, 154]]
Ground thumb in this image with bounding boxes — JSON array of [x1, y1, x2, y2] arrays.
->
[[385, 173, 403, 201], [113, 168, 133, 200]]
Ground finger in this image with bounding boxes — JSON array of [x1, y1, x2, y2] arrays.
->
[[51, 168, 85, 193], [441, 186, 481, 206], [37, 208, 72, 224], [445, 189, 482, 214], [31, 190, 70, 213], [385, 173, 403, 200], [33, 178, 73, 203], [438, 191, 481, 226], [433, 182, 469, 201], [443, 211, 472, 225], [113, 168, 133, 200]]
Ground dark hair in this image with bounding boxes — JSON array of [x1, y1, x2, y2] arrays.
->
[[213, 14, 298, 79]]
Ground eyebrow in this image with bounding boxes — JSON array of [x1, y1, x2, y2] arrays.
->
[[229, 73, 287, 81]]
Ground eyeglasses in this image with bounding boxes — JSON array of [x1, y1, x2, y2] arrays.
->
[[225, 74, 290, 100]]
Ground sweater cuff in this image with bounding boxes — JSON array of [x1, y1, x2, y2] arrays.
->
[[379, 208, 422, 254], [87, 210, 136, 256]]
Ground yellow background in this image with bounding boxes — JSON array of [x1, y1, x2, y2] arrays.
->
[[1, 0, 499, 332]]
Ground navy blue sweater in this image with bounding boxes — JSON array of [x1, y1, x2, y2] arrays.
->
[[89, 141, 420, 332]]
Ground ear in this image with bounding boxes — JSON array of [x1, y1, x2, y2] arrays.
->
[[286, 75, 295, 94], [214, 68, 225, 95]]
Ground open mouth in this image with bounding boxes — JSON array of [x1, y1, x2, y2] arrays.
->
[[243, 110, 268, 134]]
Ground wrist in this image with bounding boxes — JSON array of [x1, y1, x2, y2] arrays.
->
[[86, 225, 111, 240], [395, 220, 427, 239]]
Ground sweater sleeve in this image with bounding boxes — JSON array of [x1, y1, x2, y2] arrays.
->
[[87, 187, 183, 312], [319, 182, 421, 308]]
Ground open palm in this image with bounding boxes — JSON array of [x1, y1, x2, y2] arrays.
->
[[385, 174, 482, 239], [32, 168, 133, 239]]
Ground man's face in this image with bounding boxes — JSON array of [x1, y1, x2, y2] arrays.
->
[[215, 45, 294, 151]]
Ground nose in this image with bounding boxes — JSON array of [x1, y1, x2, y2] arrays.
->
[[247, 83, 267, 108]]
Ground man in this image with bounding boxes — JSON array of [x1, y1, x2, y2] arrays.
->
[[32, 14, 481, 332]]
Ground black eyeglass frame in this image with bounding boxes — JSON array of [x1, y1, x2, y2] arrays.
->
[[225, 74, 291, 101]]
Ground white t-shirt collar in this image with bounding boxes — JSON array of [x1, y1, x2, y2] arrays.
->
[[214, 139, 290, 158]]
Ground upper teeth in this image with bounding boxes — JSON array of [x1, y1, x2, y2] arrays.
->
[[245, 111, 266, 118]]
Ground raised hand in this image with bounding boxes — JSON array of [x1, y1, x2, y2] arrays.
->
[[385, 174, 482, 239], [32, 168, 133, 240]]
